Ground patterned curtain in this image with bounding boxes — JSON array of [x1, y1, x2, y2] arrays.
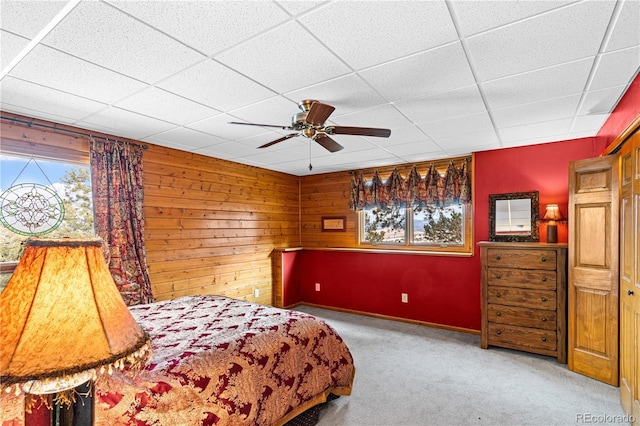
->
[[349, 160, 471, 210], [90, 138, 154, 306]]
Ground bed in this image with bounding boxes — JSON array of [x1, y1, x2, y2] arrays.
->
[[0, 295, 355, 426]]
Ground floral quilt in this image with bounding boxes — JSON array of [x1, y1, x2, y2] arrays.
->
[[1, 295, 355, 426]]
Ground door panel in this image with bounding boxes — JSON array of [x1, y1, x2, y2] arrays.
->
[[568, 155, 619, 386]]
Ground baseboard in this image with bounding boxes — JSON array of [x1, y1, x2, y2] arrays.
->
[[288, 302, 480, 336]]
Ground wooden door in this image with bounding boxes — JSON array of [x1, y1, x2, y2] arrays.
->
[[568, 155, 619, 385], [620, 131, 640, 423]]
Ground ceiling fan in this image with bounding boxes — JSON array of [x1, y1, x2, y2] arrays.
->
[[229, 100, 391, 153]]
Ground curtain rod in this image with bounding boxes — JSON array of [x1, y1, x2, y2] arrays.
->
[[1, 115, 148, 150]]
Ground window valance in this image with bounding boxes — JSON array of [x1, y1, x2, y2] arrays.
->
[[349, 160, 471, 211]]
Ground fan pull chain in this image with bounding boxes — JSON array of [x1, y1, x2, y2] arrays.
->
[[308, 141, 313, 171]]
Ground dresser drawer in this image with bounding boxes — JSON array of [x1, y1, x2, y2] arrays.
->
[[487, 323, 557, 351], [487, 304, 556, 330], [487, 268, 556, 290], [487, 286, 556, 309], [486, 248, 557, 270]]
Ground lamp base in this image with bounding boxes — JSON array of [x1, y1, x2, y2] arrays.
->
[[547, 224, 558, 243]]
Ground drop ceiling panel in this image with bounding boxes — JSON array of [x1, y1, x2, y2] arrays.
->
[[157, 59, 275, 111], [482, 58, 595, 110], [105, 1, 292, 56], [0, 0, 70, 38], [466, 1, 615, 82], [215, 21, 352, 93], [359, 42, 476, 102], [450, 0, 575, 37], [298, 0, 458, 70], [9, 44, 148, 104], [1, 0, 638, 176], [41, 1, 205, 83]]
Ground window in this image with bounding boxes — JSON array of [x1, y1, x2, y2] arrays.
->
[[0, 154, 95, 288], [360, 204, 466, 248], [355, 157, 473, 255]]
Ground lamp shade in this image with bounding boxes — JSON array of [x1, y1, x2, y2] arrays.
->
[[0, 238, 151, 395], [543, 204, 564, 221]]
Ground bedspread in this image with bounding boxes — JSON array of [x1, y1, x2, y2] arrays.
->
[[0, 295, 354, 426]]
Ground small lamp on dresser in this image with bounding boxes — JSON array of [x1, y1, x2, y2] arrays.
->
[[543, 204, 564, 243]]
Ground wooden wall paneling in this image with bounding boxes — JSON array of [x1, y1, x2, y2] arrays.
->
[[0, 114, 302, 306], [143, 144, 301, 303]]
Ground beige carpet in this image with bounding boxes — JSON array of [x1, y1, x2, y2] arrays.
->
[[294, 305, 627, 426]]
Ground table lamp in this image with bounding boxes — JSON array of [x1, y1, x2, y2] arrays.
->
[[543, 204, 564, 243], [0, 238, 152, 423]]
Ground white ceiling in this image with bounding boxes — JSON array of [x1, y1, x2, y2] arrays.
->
[[1, 0, 638, 176]]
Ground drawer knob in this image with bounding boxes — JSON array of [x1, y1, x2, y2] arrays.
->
[[541, 337, 547, 342], [541, 297, 547, 302], [496, 330, 502, 335], [496, 312, 502, 316], [541, 277, 547, 282], [541, 257, 547, 262], [496, 274, 502, 279], [541, 317, 547, 322], [495, 255, 501, 260], [496, 293, 501, 297], [628, 290, 635, 296]]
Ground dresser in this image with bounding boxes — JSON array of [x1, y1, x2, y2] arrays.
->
[[479, 242, 568, 363]]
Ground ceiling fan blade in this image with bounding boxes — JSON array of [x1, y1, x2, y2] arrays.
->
[[314, 135, 344, 153], [229, 121, 293, 131], [327, 126, 391, 137], [257, 133, 299, 149], [305, 102, 336, 126]]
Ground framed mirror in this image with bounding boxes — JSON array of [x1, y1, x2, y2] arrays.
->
[[489, 191, 539, 242]]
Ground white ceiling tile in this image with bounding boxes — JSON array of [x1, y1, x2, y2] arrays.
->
[[359, 42, 476, 102], [228, 96, 299, 127], [299, 0, 457, 70], [78, 107, 176, 140], [466, 1, 615, 82], [329, 104, 411, 129], [158, 59, 276, 111], [193, 140, 264, 161], [1, 30, 29, 70], [285, 74, 388, 116], [482, 58, 594, 110], [451, 0, 575, 37], [276, 1, 324, 16], [115, 87, 220, 126], [578, 85, 628, 115], [0, 76, 106, 121], [187, 113, 273, 140], [144, 126, 228, 150], [395, 85, 486, 124], [384, 140, 447, 158], [589, 46, 640, 91], [215, 21, 351, 93], [41, 1, 204, 83], [420, 112, 494, 139], [9, 44, 148, 104], [605, 0, 640, 52], [0, 0, 70, 38], [106, 0, 291, 56], [498, 118, 573, 144], [435, 129, 500, 151], [491, 94, 582, 129], [571, 114, 609, 134], [378, 125, 432, 147]]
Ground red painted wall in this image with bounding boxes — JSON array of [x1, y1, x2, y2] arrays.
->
[[294, 76, 640, 332], [282, 251, 301, 307], [596, 72, 640, 148]]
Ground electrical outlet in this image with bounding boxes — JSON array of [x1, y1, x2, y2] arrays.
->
[[315, 283, 321, 291], [254, 289, 260, 298], [401, 293, 408, 303]]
